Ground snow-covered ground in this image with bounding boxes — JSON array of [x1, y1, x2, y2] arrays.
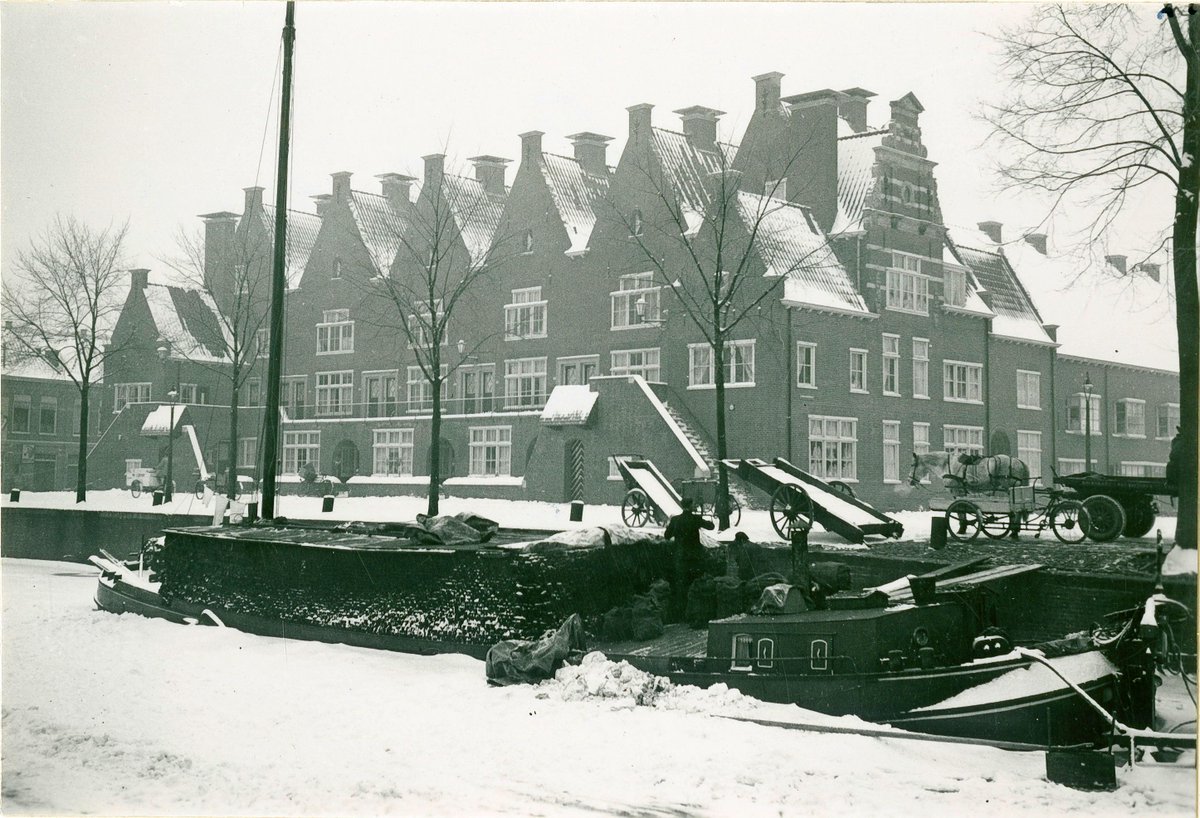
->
[[2, 558, 1195, 817]]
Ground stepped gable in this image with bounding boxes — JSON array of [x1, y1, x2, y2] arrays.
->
[[441, 172, 508, 266], [143, 282, 229, 363], [538, 152, 611, 255], [259, 205, 322, 289], [947, 227, 1053, 346], [736, 191, 866, 315], [346, 190, 410, 276]]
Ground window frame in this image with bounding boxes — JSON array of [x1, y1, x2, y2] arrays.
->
[[943, 424, 985, 458], [237, 437, 258, 469], [504, 286, 548, 341], [687, 340, 756, 390], [610, 348, 661, 382], [1066, 393, 1103, 435], [315, 370, 354, 417], [38, 396, 57, 435], [1113, 398, 1146, 438], [885, 252, 931, 316], [883, 420, 901, 484], [942, 360, 983, 404], [912, 338, 930, 399], [796, 342, 817, 389], [808, 415, 858, 482], [113, 382, 152, 413], [1016, 430, 1042, 479], [882, 334, 900, 396], [503, 357, 548, 409], [316, 308, 355, 355], [468, 425, 513, 477], [372, 428, 415, 476], [610, 272, 662, 330], [849, 348, 868, 394], [1017, 369, 1042, 410], [1157, 403, 1180, 439], [282, 430, 320, 475]]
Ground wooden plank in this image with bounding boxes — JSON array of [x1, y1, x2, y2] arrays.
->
[[916, 557, 991, 581], [890, 563, 1043, 603]]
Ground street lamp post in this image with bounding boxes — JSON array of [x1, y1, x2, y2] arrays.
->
[[157, 342, 181, 502], [1083, 372, 1093, 473]]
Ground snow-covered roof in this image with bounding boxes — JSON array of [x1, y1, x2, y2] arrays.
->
[[948, 233, 1052, 346], [1, 347, 81, 382], [260, 205, 323, 290], [736, 192, 868, 315], [1004, 241, 1178, 372], [140, 403, 187, 436], [538, 153, 611, 255], [540, 385, 598, 426], [348, 191, 408, 275], [441, 173, 507, 266], [831, 128, 887, 235], [143, 284, 229, 364], [650, 127, 724, 235]]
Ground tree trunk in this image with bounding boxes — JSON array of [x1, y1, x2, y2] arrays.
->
[[427, 351, 442, 518], [75, 385, 89, 503], [227, 384, 240, 498], [713, 332, 730, 530]]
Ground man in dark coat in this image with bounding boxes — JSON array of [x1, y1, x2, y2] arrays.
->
[[665, 497, 714, 620]]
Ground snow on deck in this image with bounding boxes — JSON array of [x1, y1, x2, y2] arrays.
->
[[909, 651, 1119, 713]]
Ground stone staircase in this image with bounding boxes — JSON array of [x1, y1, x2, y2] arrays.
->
[[661, 401, 755, 510]]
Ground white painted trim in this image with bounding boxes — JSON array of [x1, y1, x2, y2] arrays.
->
[[630, 375, 710, 478]]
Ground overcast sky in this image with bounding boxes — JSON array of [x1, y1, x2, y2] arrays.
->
[[1, 2, 1171, 286]]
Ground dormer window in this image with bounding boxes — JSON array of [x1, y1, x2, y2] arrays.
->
[[523, 230, 534, 254], [631, 209, 644, 237]]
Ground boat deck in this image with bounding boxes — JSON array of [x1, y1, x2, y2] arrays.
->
[[593, 623, 708, 658]]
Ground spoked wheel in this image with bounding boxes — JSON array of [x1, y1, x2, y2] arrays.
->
[[770, 485, 813, 540], [702, 494, 744, 529], [1082, 494, 1125, 542], [945, 500, 983, 542], [828, 480, 857, 499], [1121, 499, 1157, 538], [1050, 500, 1090, 544], [622, 488, 654, 527], [130, 479, 142, 498], [980, 511, 1014, 540]]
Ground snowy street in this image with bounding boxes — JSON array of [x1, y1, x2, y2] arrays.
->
[[2, 557, 1194, 817]]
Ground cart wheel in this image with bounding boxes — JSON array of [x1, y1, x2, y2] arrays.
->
[[1050, 500, 1090, 544], [1082, 494, 1125, 542], [130, 479, 142, 498], [980, 511, 1014, 540], [622, 488, 654, 527], [726, 494, 742, 528], [944, 500, 982, 542], [1121, 499, 1156, 539], [770, 485, 813, 540], [828, 480, 857, 499]]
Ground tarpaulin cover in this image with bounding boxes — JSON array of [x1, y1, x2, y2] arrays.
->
[[485, 614, 586, 686], [753, 583, 809, 615]]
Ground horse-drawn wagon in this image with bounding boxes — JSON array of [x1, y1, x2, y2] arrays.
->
[[940, 484, 1090, 545]]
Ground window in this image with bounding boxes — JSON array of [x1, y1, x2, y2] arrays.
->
[[238, 437, 257, 469], [282, 376, 307, 419], [943, 266, 967, 308], [1114, 399, 1146, 437], [611, 348, 660, 381], [731, 634, 753, 671], [608, 454, 643, 481], [882, 334, 900, 396], [504, 287, 547, 340], [38, 397, 57, 435], [558, 356, 599, 386], [458, 364, 495, 414], [943, 425, 984, 458], [910, 338, 929, 399], [688, 340, 756, 388], [757, 638, 775, 668], [611, 272, 662, 329], [1158, 403, 1180, 439], [796, 342, 816, 388], [631, 209, 644, 236], [71, 400, 81, 436], [113, 383, 152, 413], [522, 230, 534, 254], [883, 421, 901, 483], [1017, 370, 1041, 410], [406, 366, 448, 413], [10, 395, 30, 433], [886, 253, 930, 315], [1058, 458, 1098, 475], [943, 361, 983, 403], [766, 178, 787, 200], [1017, 430, 1042, 479], [504, 357, 548, 408], [178, 383, 199, 404], [1067, 393, 1102, 434], [255, 328, 270, 358], [408, 300, 443, 349], [317, 309, 354, 354], [373, 428, 414, 476], [282, 430, 320, 474], [315, 371, 354, 416], [469, 425, 512, 476], [1119, 462, 1167, 478], [331, 257, 342, 279], [849, 349, 867, 393], [913, 422, 931, 484], [363, 371, 400, 418], [809, 416, 857, 481], [810, 639, 829, 672], [245, 377, 262, 407]]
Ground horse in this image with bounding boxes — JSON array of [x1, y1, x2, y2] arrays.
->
[[909, 451, 1030, 495]]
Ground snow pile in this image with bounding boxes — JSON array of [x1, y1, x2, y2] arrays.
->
[[1161, 545, 1197, 577]]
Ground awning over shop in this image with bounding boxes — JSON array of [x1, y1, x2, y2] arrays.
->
[[141, 404, 187, 437], [540, 385, 598, 426]]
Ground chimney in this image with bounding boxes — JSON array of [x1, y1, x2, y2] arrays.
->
[[1023, 232, 1048, 255], [627, 103, 654, 145], [310, 193, 333, 217], [1105, 254, 1128, 275], [1134, 262, 1161, 282], [423, 153, 446, 192], [838, 87, 876, 133], [130, 268, 150, 290], [243, 186, 264, 214], [781, 89, 840, 232], [567, 132, 613, 175], [331, 171, 352, 205], [469, 155, 511, 196], [977, 220, 1003, 244], [674, 106, 725, 151], [378, 173, 416, 209], [198, 211, 238, 290], [752, 71, 784, 115], [519, 131, 544, 164]]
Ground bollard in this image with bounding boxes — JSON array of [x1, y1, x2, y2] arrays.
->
[[246, 501, 259, 523], [929, 515, 948, 550], [9, 488, 19, 502], [569, 500, 584, 522], [322, 495, 334, 513]]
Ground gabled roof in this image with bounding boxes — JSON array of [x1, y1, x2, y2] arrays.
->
[[949, 236, 1050, 345], [650, 127, 724, 235], [736, 192, 868, 315], [260, 205, 322, 289], [538, 152, 611, 254], [348, 191, 408, 275], [1, 345, 81, 382], [441, 173, 507, 266], [831, 128, 887, 235], [143, 283, 229, 364]]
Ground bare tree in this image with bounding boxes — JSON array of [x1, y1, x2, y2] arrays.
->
[[623, 149, 847, 528], [1, 216, 130, 502], [162, 224, 273, 498], [365, 163, 511, 516], [985, 4, 1198, 548]]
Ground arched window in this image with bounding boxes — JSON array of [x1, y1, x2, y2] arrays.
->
[[757, 638, 775, 668], [523, 229, 534, 253], [810, 639, 829, 671], [631, 209, 644, 236]]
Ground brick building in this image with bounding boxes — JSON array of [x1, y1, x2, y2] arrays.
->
[[86, 71, 1180, 511]]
